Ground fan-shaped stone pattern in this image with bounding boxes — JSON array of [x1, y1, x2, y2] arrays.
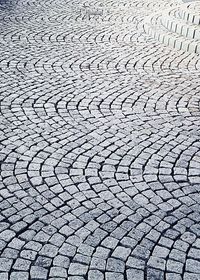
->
[[0, 0, 200, 279], [144, 1, 200, 54]]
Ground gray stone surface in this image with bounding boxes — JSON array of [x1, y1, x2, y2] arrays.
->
[[0, 0, 200, 279]]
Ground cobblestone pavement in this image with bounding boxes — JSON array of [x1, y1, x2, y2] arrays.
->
[[1, 0, 200, 279]]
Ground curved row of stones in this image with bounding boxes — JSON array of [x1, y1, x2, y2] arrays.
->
[[0, 0, 200, 280], [143, 1, 200, 54]]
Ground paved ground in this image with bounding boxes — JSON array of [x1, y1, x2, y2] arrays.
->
[[0, 0, 200, 279]]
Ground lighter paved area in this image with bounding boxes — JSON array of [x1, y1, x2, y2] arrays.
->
[[1, 0, 200, 279]]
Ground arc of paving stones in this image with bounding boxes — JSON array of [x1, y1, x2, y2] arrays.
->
[[2, 127, 200, 279], [1, 45, 200, 79], [3, 117, 200, 277], [1, 71, 200, 280], [1, 0, 200, 279], [143, 1, 200, 54], [2, 73, 200, 279]]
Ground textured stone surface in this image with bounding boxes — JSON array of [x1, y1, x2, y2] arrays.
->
[[0, 0, 200, 279], [144, 1, 200, 54]]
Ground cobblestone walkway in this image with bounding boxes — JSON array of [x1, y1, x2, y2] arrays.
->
[[1, 0, 200, 279]]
